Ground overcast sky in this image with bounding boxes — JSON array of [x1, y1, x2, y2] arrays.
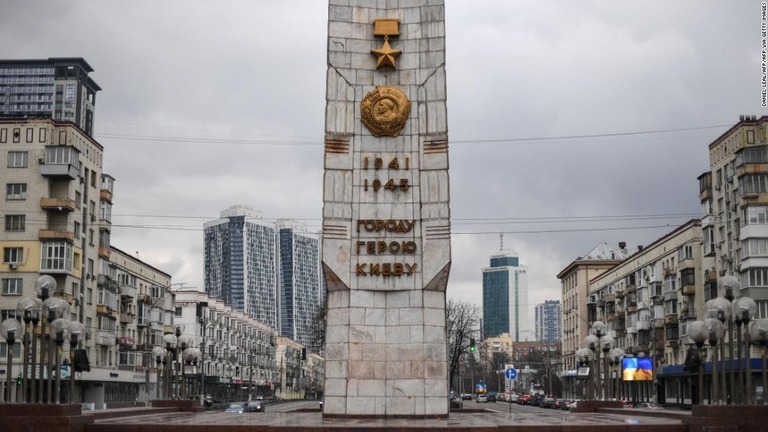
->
[[2, 1, 765, 324]]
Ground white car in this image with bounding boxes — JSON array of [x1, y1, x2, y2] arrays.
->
[[476, 394, 488, 403], [509, 394, 519, 402]]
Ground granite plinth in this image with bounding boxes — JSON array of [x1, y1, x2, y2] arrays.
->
[[683, 405, 768, 432]]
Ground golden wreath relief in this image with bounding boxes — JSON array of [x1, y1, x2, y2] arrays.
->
[[361, 86, 411, 137]]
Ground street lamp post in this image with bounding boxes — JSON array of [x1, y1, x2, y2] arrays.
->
[[600, 334, 614, 400], [152, 346, 166, 399], [706, 297, 732, 404], [162, 333, 177, 400], [35, 276, 54, 403], [49, 318, 70, 404], [733, 296, 757, 404], [608, 348, 624, 401], [689, 320, 708, 405], [0, 318, 22, 403], [584, 333, 600, 399], [575, 348, 593, 400], [68, 321, 85, 404], [16, 297, 38, 403], [719, 276, 738, 405], [43, 298, 69, 403], [705, 317, 725, 405]]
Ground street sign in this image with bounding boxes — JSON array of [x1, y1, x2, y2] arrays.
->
[[505, 368, 517, 380]]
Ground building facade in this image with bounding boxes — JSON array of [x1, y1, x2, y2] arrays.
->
[[204, 205, 277, 328], [482, 250, 529, 341], [557, 243, 627, 377], [204, 206, 322, 351], [173, 289, 278, 402], [276, 220, 321, 352], [535, 300, 562, 343], [0, 58, 100, 136], [587, 220, 711, 404]]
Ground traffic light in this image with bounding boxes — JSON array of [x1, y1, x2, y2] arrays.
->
[[16, 373, 22, 386], [469, 338, 476, 352]]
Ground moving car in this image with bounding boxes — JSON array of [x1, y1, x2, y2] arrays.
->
[[246, 401, 265, 412], [225, 402, 246, 413], [476, 394, 488, 403]]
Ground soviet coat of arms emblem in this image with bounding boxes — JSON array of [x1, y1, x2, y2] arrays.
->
[[360, 86, 411, 137]]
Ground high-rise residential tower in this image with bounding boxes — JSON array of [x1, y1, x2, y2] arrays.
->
[[204, 206, 322, 349], [0, 58, 100, 136], [534, 300, 562, 342], [482, 249, 529, 341], [204, 205, 277, 329], [276, 220, 321, 351]]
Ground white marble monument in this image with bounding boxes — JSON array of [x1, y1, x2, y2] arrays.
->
[[321, 0, 451, 418]]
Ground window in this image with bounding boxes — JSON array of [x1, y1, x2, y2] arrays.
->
[[680, 268, 695, 287], [87, 288, 93, 304], [12, 128, 20, 143], [74, 221, 80, 238], [0, 128, 6, 143], [0, 342, 22, 359], [747, 268, 768, 288], [40, 241, 72, 271], [4, 215, 24, 231], [3, 247, 23, 263], [7, 151, 28, 167], [75, 191, 81, 208], [743, 238, 768, 258], [89, 229, 94, 246], [39, 127, 46, 143], [65, 84, 74, 100], [25, 128, 33, 142], [6, 183, 27, 200], [2, 278, 22, 295]]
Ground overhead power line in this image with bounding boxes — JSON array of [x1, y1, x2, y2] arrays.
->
[[93, 123, 730, 146]]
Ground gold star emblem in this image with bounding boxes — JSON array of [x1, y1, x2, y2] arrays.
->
[[371, 36, 401, 69]]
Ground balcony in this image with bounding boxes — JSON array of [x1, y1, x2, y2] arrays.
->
[[137, 293, 151, 304], [681, 307, 697, 320], [96, 304, 111, 317], [682, 284, 696, 296], [96, 331, 116, 347], [627, 285, 637, 294], [654, 339, 666, 351], [626, 305, 637, 313], [606, 313, 617, 321], [40, 198, 76, 212], [667, 339, 680, 349], [98, 247, 110, 259], [40, 146, 80, 179], [665, 315, 679, 325], [120, 284, 137, 299], [100, 189, 113, 203], [164, 325, 175, 334], [137, 315, 149, 327], [616, 289, 625, 298], [615, 328, 626, 337], [637, 344, 650, 353], [38, 229, 74, 241], [119, 312, 135, 324], [54, 292, 73, 304], [653, 318, 665, 328]]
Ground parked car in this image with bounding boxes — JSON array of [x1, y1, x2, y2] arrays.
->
[[225, 402, 246, 413], [476, 394, 488, 403], [539, 397, 556, 408], [517, 394, 532, 405], [461, 393, 473, 400], [560, 399, 573, 410], [486, 392, 498, 402], [509, 394, 519, 403], [246, 401, 265, 412], [635, 402, 663, 410]]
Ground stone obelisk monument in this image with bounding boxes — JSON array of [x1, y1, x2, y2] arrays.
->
[[321, 0, 451, 418]]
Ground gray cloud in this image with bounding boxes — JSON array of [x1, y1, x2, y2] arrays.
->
[[1, 1, 764, 317]]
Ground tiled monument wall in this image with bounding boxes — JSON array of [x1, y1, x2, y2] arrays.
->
[[321, 0, 450, 418]]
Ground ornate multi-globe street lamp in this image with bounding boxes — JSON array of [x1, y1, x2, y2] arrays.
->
[[153, 346, 166, 399], [162, 333, 177, 399], [607, 348, 624, 400], [575, 348, 593, 400], [600, 334, 614, 400], [704, 317, 725, 404], [733, 295, 757, 404], [750, 318, 768, 405], [49, 318, 69, 404]]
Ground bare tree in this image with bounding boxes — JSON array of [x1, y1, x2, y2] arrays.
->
[[447, 299, 481, 392], [308, 298, 327, 354]]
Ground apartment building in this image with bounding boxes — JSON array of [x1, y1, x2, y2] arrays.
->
[[173, 289, 278, 401], [0, 58, 100, 136], [535, 300, 562, 343], [557, 243, 627, 378], [588, 220, 711, 404]]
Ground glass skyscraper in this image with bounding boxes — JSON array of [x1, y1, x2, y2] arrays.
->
[[482, 250, 529, 341]]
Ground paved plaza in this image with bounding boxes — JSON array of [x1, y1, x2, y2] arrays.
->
[[87, 409, 686, 431]]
